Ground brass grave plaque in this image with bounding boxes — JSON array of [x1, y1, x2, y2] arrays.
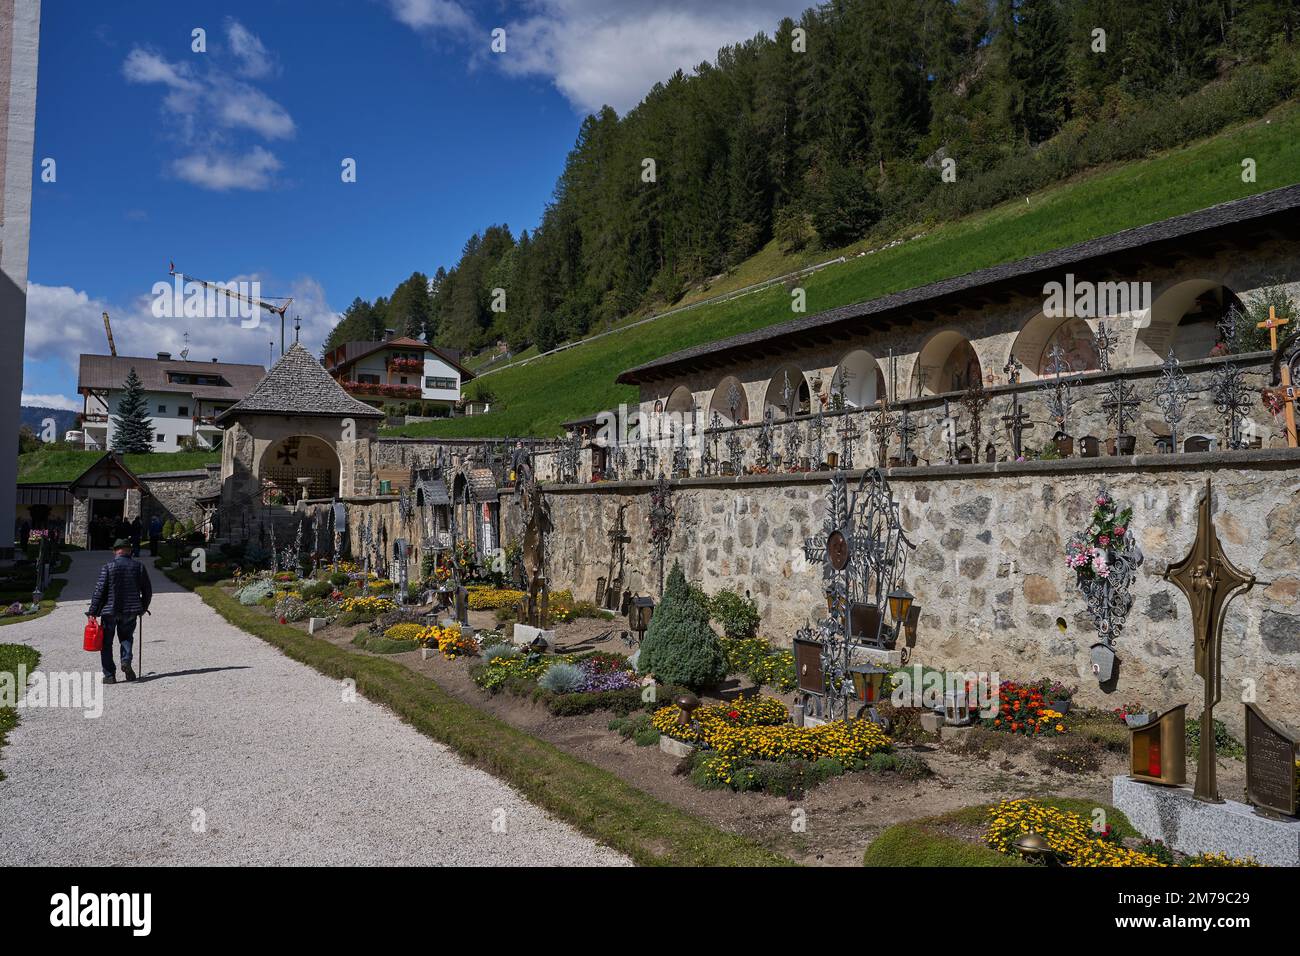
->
[[1245, 703, 1298, 818]]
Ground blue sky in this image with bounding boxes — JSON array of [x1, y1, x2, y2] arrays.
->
[[23, 0, 809, 409]]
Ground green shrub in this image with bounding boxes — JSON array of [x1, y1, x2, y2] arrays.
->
[[1186, 717, 1245, 759], [632, 725, 660, 747], [710, 589, 760, 639], [637, 562, 728, 691], [868, 752, 899, 773], [809, 757, 846, 783], [482, 643, 520, 664], [539, 661, 586, 694], [328, 572, 350, 588], [237, 579, 275, 606], [300, 580, 334, 600]]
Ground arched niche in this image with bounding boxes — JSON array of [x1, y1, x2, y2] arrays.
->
[[830, 349, 887, 407], [707, 375, 751, 426], [1135, 280, 1245, 364], [912, 331, 983, 397], [258, 435, 340, 501], [664, 385, 694, 414], [1009, 315, 1101, 381], [763, 365, 811, 418]]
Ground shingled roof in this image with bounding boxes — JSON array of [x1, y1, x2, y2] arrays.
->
[[217, 343, 384, 422], [618, 184, 1300, 385], [78, 353, 265, 400]]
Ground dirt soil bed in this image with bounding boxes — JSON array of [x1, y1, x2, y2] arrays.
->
[[271, 596, 1249, 867]]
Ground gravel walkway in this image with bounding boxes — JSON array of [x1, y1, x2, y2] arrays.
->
[[0, 551, 628, 866]]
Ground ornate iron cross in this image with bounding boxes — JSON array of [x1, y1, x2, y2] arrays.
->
[[1153, 348, 1192, 451], [784, 419, 803, 468], [939, 398, 960, 463], [894, 407, 917, 464], [870, 403, 897, 466], [1001, 392, 1032, 460], [1092, 320, 1118, 372], [1211, 360, 1253, 450], [725, 428, 743, 473], [756, 408, 775, 469], [727, 382, 743, 424], [1163, 479, 1255, 802], [960, 382, 990, 461], [648, 476, 675, 597], [1037, 345, 1078, 434], [1102, 377, 1141, 441], [837, 409, 860, 470]]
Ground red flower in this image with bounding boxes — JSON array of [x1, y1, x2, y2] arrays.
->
[[279, 616, 287, 624], [728, 709, 740, 720], [1113, 525, 1126, 537]]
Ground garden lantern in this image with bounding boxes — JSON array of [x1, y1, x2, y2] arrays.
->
[[887, 588, 914, 624], [849, 664, 888, 704], [628, 596, 655, 644], [1012, 831, 1053, 865], [943, 686, 974, 726]]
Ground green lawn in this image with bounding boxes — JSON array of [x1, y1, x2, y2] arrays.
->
[[17, 447, 220, 484], [0, 644, 40, 781], [386, 103, 1300, 440]]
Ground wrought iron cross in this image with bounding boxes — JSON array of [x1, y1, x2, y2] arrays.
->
[[1037, 345, 1078, 434], [870, 403, 897, 466], [1153, 348, 1192, 451], [1102, 377, 1141, 442], [1001, 392, 1032, 460], [837, 409, 860, 470], [960, 382, 989, 460], [1092, 320, 1118, 372]]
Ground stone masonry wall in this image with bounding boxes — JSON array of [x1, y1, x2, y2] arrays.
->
[[515, 452, 1300, 735]]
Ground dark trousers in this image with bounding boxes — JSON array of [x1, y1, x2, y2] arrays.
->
[[100, 614, 137, 677]]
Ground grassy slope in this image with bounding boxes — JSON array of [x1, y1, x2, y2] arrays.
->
[[192, 582, 791, 866], [17, 448, 220, 484], [390, 104, 1300, 440]]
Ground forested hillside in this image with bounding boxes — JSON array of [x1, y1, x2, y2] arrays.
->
[[327, 0, 1299, 359]]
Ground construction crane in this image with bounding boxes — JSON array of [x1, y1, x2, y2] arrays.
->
[[102, 311, 117, 356], [168, 262, 294, 357]]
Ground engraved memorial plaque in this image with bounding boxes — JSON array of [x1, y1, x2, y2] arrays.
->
[[1245, 703, 1298, 817], [794, 636, 825, 697]]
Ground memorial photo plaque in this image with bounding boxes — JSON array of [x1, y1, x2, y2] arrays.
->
[[849, 602, 882, 643], [794, 636, 825, 697], [1128, 704, 1187, 786], [1245, 703, 1298, 818]]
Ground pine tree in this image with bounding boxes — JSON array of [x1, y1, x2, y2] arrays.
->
[[111, 368, 154, 454], [636, 561, 728, 690]]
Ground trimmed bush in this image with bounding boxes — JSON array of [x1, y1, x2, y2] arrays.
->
[[710, 588, 760, 639], [637, 562, 728, 691]]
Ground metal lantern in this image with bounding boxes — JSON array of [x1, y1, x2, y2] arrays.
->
[[849, 664, 888, 704], [628, 596, 655, 643], [887, 588, 914, 624]]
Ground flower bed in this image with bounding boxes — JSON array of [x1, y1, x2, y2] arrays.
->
[[340, 596, 395, 615], [982, 681, 1067, 736], [985, 799, 1257, 867], [466, 587, 525, 611], [654, 694, 893, 791], [418, 623, 476, 658]]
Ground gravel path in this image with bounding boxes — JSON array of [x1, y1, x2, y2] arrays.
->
[[0, 551, 628, 866]]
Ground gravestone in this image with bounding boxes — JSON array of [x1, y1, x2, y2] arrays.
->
[[1245, 703, 1298, 818]]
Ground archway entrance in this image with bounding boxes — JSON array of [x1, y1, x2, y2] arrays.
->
[[259, 436, 340, 503], [1135, 280, 1245, 364]]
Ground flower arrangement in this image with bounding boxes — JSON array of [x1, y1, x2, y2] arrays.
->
[[340, 596, 395, 615], [1065, 490, 1133, 581], [416, 623, 477, 658], [985, 800, 1257, 867], [982, 681, 1067, 736]]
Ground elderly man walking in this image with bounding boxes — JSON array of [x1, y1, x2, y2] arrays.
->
[[87, 538, 153, 683]]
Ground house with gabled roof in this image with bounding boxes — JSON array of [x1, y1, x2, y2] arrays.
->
[[322, 334, 474, 417]]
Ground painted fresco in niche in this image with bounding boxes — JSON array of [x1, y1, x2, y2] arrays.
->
[[1039, 318, 1100, 375]]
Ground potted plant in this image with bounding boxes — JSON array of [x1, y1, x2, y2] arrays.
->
[[1044, 681, 1074, 714]]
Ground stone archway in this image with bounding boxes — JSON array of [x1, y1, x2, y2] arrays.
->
[[912, 330, 982, 397], [830, 349, 887, 407], [1135, 280, 1245, 364], [1009, 314, 1101, 381], [707, 374, 751, 425], [763, 365, 811, 418], [258, 435, 341, 503]]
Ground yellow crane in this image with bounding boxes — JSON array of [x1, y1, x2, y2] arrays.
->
[[168, 262, 295, 357], [102, 311, 117, 356]]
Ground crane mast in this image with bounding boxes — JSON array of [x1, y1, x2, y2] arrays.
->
[[168, 264, 294, 356]]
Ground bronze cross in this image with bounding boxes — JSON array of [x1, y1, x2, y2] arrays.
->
[[1162, 479, 1255, 802]]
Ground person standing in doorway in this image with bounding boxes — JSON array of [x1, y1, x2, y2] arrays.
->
[[148, 513, 162, 555], [87, 538, 153, 683], [128, 515, 143, 557]]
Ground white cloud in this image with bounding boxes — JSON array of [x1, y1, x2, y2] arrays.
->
[[123, 25, 294, 190], [226, 19, 275, 78], [387, 0, 809, 115], [173, 147, 283, 191], [25, 277, 343, 396], [22, 392, 80, 412], [386, 0, 475, 33]]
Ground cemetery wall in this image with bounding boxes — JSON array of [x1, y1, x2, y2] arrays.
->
[[525, 451, 1300, 734], [139, 466, 220, 525]]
